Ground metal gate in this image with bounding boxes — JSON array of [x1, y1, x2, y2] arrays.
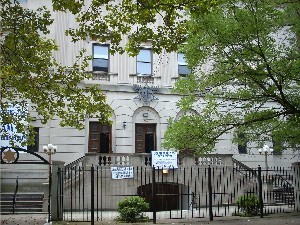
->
[[0, 147, 50, 219], [57, 159, 295, 223]]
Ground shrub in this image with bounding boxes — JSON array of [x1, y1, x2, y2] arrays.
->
[[236, 194, 260, 216], [116, 196, 149, 223]]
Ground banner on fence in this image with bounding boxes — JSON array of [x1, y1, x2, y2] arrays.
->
[[152, 151, 178, 169], [111, 166, 134, 179]]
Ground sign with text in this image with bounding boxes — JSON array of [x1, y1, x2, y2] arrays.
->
[[152, 151, 178, 169], [111, 166, 134, 179]]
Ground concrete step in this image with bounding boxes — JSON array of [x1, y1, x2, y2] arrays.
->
[[0, 192, 44, 214]]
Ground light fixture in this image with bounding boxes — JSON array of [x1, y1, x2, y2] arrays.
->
[[258, 144, 273, 155], [123, 121, 127, 129], [43, 143, 57, 224], [162, 169, 169, 174], [143, 113, 148, 117], [43, 143, 57, 154], [258, 144, 273, 178]]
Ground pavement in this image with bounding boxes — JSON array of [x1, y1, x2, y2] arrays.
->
[[1, 212, 300, 225]]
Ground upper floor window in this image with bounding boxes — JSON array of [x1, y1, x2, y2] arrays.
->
[[137, 48, 152, 75], [93, 44, 109, 72], [178, 53, 191, 77], [238, 132, 247, 154]]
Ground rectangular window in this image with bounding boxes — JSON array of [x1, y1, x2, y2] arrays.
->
[[93, 44, 109, 72], [238, 132, 247, 154], [178, 53, 191, 77], [272, 139, 282, 155], [27, 127, 39, 152], [137, 48, 152, 75]]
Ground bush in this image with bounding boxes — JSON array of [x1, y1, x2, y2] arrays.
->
[[116, 196, 149, 223], [236, 194, 260, 216]]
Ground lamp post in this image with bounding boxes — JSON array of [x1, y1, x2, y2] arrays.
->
[[258, 144, 273, 178], [43, 144, 57, 223]]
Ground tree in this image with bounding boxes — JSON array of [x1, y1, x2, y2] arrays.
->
[[0, 0, 111, 147], [163, 0, 300, 154], [1, 0, 219, 147], [52, 0, 219, 55]]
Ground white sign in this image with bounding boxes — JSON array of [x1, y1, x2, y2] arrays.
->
[[152, 151, 178, 169], [111, 167, 134, 179]]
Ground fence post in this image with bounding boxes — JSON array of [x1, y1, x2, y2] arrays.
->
[[91, 165, 95, 225], [292, 162, 300, 211], [51, 161, 65, 221], [208, 165, 213, 221], [258, 165, 263, 218], [152, 166, 156, 224]]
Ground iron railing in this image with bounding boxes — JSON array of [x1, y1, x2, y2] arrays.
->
[[56, 163, 295, 223]]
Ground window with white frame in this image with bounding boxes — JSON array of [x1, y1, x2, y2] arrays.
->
[[137, 48, 152, 75], [178, 53, 191, 77], [93, 44, 109, 72]]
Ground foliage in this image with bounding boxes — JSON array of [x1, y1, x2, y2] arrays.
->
[[52, 0, 220, 55], [163, 102, 235, 154], [164, 0, 300, 154], [116, 196, 149, 223], [236, 195, 260, 216], [0, 0, 111, 146]]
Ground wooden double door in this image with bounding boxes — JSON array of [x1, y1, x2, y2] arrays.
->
[[88, 122, 156, 153], [135, 123, 156, 153], [88, 122, 111, 153]]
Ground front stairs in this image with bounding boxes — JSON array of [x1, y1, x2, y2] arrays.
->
[[0, 192, 44, 214]]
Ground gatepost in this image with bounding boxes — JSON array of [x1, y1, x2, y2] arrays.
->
[[51, 161, 65, 221], [292, 162, 300, 211]]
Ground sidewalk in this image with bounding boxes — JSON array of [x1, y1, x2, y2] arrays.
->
[[1, 212, 300, 225]]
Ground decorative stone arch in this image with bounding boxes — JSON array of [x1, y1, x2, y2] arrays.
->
[[132, 106, 161, 153], [175, 109, 198, 120]]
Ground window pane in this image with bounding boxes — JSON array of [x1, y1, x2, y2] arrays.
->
[[137, 62, 152, 74], [94, 45, 109, 59], [179, 65, 190, 76], [137, 49, 151, 62], [178, 53, 187, 65], [93, 59, 108, 72]]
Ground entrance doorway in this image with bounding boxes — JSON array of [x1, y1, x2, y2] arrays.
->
[[88, 122, 111, 153], [135, 124, 156, 153]]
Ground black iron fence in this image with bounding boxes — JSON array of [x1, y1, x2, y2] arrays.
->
[[56, 165, 295, 223]]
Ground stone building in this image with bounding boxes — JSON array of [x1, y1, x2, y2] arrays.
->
[[2, 0, 299, 169]]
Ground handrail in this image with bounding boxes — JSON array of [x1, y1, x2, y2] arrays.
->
[[12, 176, 19, 214], [232, 158, 257, 176], [64, 155, 85, 169], [273, 173, 293, 188]]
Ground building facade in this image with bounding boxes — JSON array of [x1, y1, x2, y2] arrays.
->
[[4, 0, 299, 168]]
